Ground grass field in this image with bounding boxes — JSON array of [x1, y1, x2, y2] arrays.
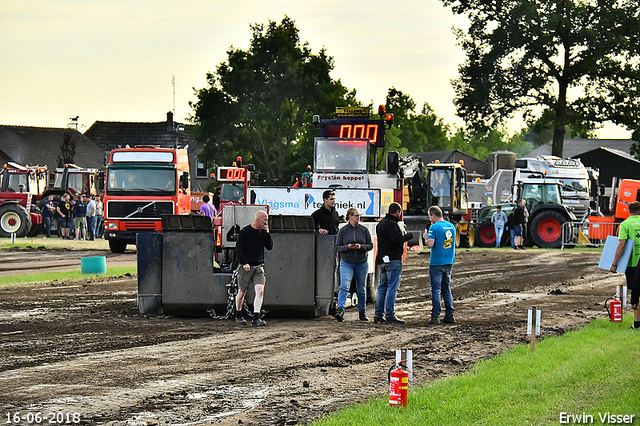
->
[[312, 317, 640, 426], [0, 266, 137, 288]]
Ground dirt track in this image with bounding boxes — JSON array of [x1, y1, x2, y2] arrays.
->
[[0, 247, 625, 425]]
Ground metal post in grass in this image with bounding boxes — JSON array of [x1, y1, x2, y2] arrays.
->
[[395, 349, 413, 381], [527, 306, 541, 352], [618, 285, 627, 308]]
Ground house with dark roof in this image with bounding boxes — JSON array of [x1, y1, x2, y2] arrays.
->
[[0, 125, 106, 172], [84, 112, 210, 192], [405, 150, 489, 178], [523, 138, 640, 188], [572, 147, 640, 187], [525, 138, 636, 158]]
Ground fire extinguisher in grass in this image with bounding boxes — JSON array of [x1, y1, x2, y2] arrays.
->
[[388, 361, 409, 407], [605, 292, 622, 322]]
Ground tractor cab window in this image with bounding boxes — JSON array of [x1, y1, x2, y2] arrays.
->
[[545, 185, 561, 204], [6, 173, 29, 193], [67, 173, 89, 195], [429, 168, 453, 208]]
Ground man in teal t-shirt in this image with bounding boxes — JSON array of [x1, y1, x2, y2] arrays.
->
[[611, 201, 640, 329], [423, 205, 456, 325]]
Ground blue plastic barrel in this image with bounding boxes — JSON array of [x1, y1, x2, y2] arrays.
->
[[81, 256, 107, 274]]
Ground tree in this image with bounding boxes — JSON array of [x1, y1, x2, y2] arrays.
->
[[442, 0, 640, 157], [381, 88, 450, 167], [57, 134, 76, 167], [190, 16, 352, 184], [522, 108, 597, 147]]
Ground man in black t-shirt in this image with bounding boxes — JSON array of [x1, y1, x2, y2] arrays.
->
[[56, 193, 72, 239], [235, 210, 273, 326], [311, 190, 340, 235]]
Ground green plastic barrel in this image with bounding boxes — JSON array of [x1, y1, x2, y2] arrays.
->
[[81, 256, 107, 274]]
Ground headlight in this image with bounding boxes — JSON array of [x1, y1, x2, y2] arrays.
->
[[108, 222, 118, 229]]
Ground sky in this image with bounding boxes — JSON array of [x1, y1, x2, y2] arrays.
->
[[1, 0, 631, 139]]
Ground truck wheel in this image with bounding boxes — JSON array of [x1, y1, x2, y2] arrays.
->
[[460, 225, 475, 248], [530, 211, 567, 248], [454, 222, 462, 248], [0, 204, 31, 238], [109, 240, 127, 253], [475, 221, 495, 247]]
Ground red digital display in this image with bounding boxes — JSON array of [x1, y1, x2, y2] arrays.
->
[[217, 167, 246, 182], [323, 120, 385, 147]]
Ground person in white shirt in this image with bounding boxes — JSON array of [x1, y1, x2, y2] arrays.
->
[[85, 195, 97, 241], [491, 205, 508, 248], [95, 196, 104, 239]]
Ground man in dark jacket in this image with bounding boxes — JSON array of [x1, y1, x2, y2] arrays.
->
[[311, 190, 340, 235], [374, 203, 413, 324], [235, 210, 273, 326], [513, 199, 526, 250]]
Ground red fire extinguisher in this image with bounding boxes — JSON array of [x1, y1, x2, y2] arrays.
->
[[388, 361, 409, 407], [606, 294, 622, 322]]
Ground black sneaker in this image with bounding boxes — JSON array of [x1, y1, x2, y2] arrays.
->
[[443, 315, 456, 324], [428, 316, 439, 325], [334, 308, 344, 322], [359, 310, 369, 321], [385, 315, 405, 324], [373, 317, 385, 324], [631, 324, 640, 330], [235, 316, 247, 325], [252, 318, 266, 327]]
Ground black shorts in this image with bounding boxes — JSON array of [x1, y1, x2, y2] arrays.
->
[[633, 267, 640, 307]]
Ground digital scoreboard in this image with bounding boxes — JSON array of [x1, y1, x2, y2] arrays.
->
[[216, 167, 249, 182], [322, 119, 386, 148]]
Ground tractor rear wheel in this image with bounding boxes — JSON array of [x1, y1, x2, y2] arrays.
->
[[0, 204, 32, 238], [530, 211, 567, 248], [475, 221, 495, 247]]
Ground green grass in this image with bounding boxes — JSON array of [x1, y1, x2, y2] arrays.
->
[[0, 266, 137, 288], [311, 317, 640, 426]]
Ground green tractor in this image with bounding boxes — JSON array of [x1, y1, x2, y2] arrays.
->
[[475, 177, 577, 248]]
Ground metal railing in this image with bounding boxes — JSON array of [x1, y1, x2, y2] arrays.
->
[[561, 219, 619, 249]]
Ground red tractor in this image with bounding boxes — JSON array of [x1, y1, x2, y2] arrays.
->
[[0, 163, 48, 237]]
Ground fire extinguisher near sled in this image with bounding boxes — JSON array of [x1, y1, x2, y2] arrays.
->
[[606, 292, 622, 323], [388, 361, 409, 407]]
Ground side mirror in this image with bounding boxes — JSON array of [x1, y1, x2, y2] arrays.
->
[[180, 171, 190, 189], [387, 151, 399, 175], [97, 171, 105, 192]]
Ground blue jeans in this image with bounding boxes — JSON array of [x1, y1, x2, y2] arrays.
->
[[86, 216, 96, 240], [43, 216, 52, 237], [494, 225, 504, 248], [338, 260, 368, 312], [429, 264, 454, 318], [510, 229, 516, 248], [375, 261, 402, 318]]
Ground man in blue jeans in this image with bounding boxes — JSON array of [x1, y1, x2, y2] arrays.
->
[[374, 202, 413, 324], [423, 205, 456, 325]]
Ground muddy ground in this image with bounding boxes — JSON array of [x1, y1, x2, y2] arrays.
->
[[0, 247, 626, 425]]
